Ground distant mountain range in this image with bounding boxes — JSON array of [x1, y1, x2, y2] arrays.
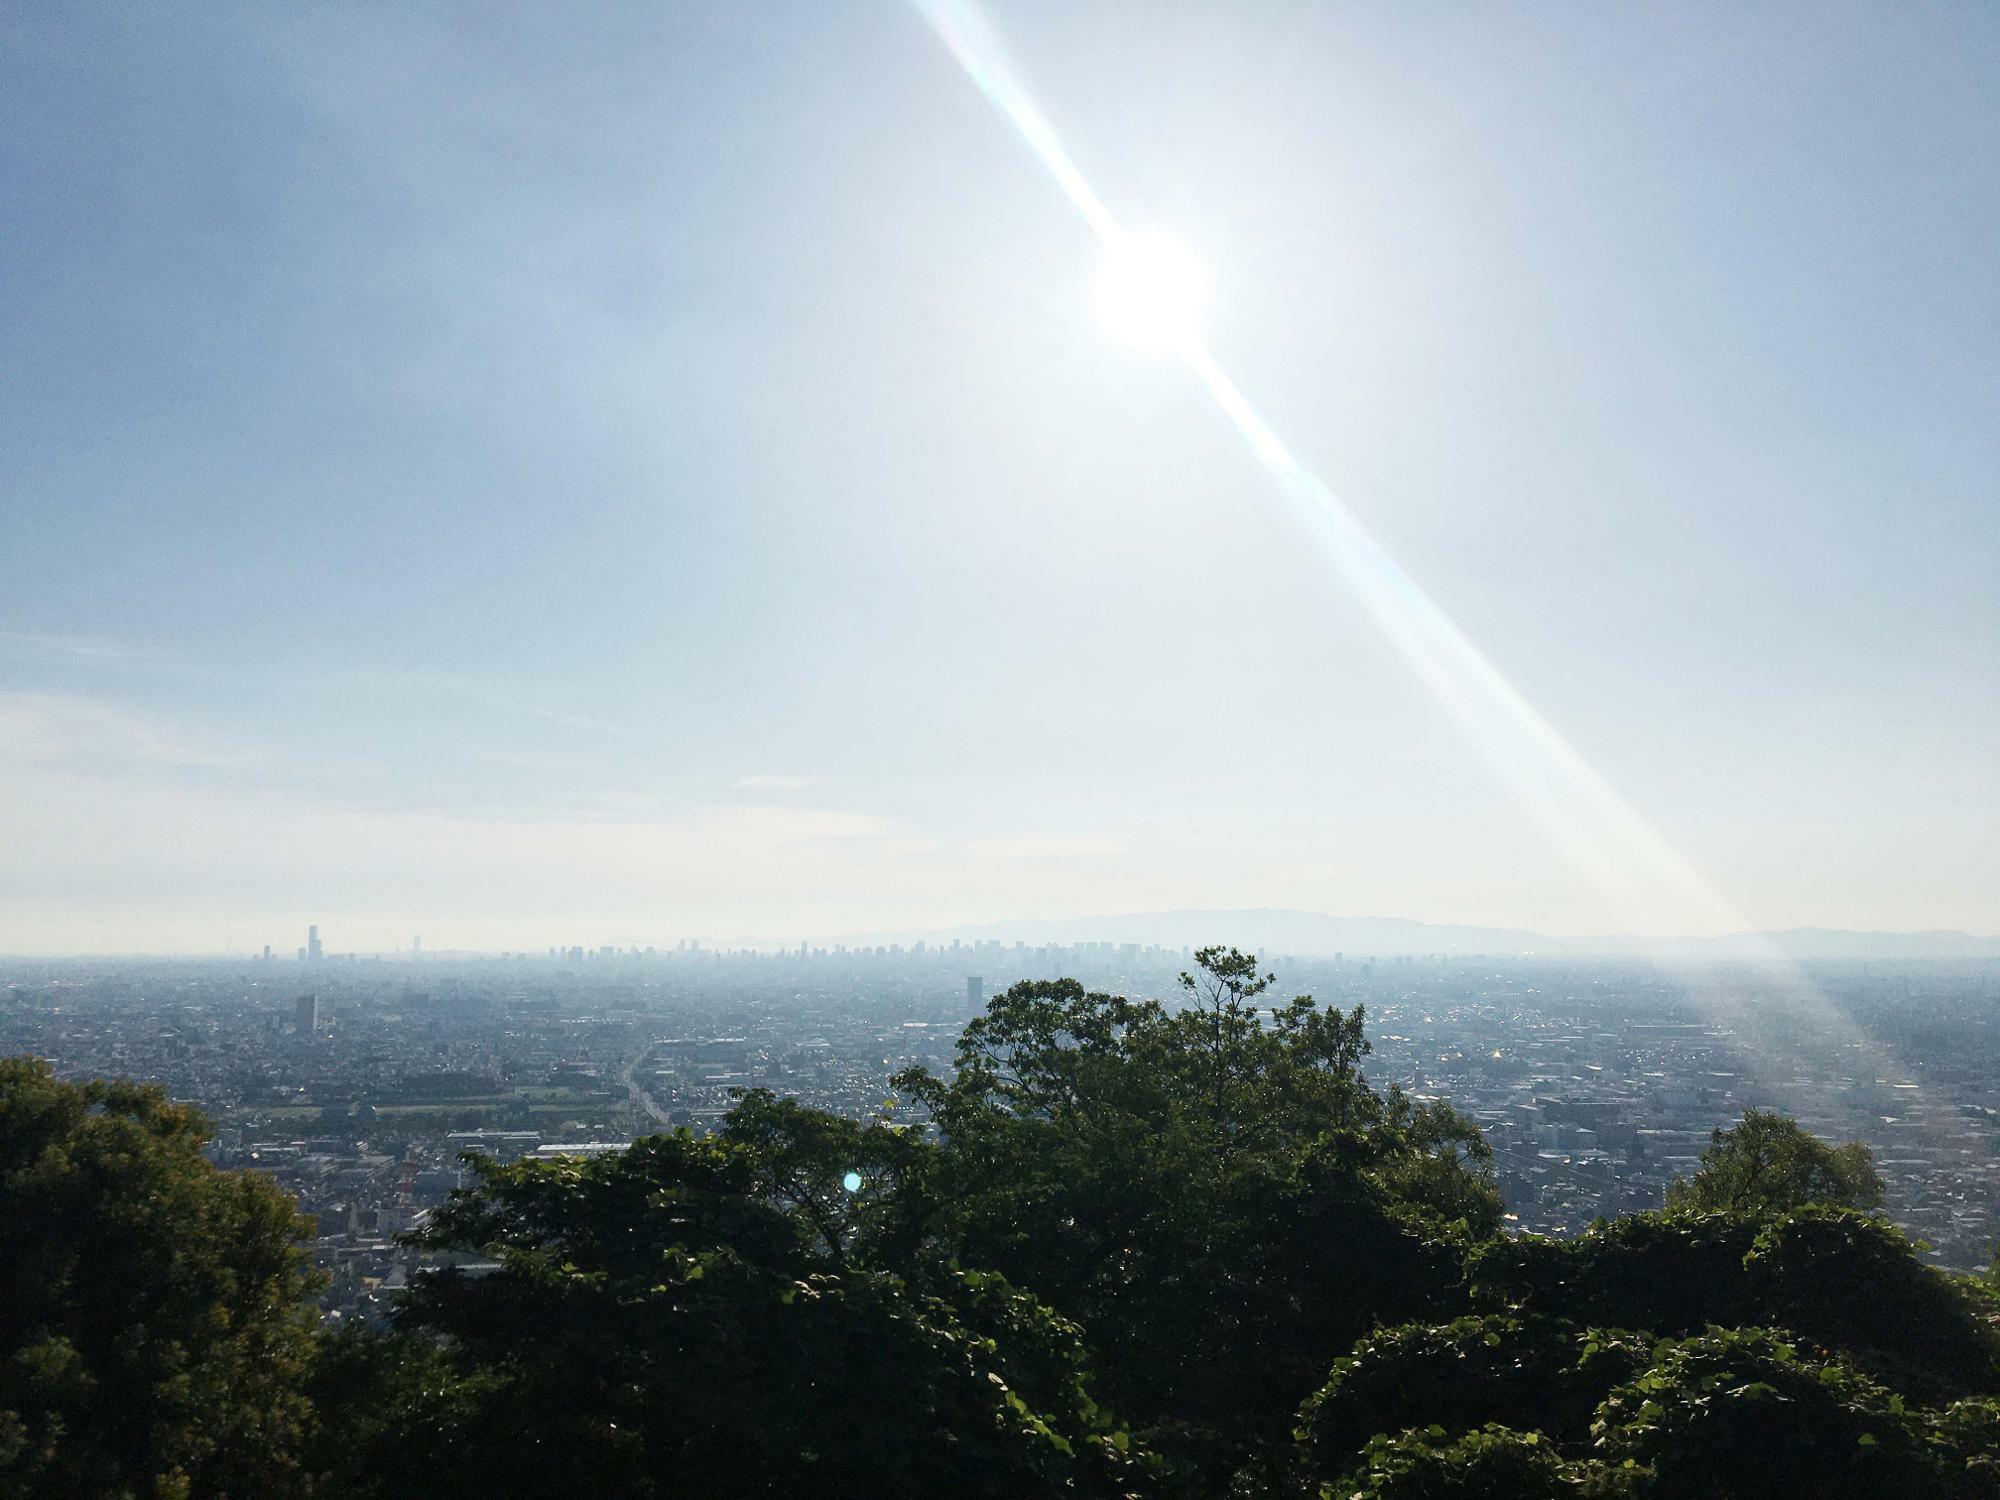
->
[[841, 908, 2000, 961]]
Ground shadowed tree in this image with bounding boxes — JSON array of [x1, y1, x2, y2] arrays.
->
[[1332, 1424, 1585, 1499], [0, 1057, 322, 1500], [892, 947, 1497, 1478], [1591, 1328, 1943, 1499], [312, 1112, 1148, 1500], [1297, 1315, 1654, 1471], [1467, 1205, 2000, 1402]]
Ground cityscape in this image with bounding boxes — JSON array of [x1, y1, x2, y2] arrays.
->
[[7, 924, 1997, 1328]]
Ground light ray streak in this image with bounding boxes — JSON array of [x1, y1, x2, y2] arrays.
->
[[1187, 349, 1737, 938], [914, 0, 1731, 938], [914, 0, 1116, 241], [910, 0, 1977, 1202]]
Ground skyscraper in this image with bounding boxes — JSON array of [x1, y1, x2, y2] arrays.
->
[[967, 975, 984, 1010], [294, 993, 319, 1034], [307, 924, 323, 962]]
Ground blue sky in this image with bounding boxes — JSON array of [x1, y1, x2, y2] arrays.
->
[[2, 1, 1994, 952]]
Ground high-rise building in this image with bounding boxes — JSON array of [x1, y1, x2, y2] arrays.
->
[[295, 993, 319, 1034], [307, 924, 323, 961], [967, 975, 984, 1009], [412, 934, 422, 955]]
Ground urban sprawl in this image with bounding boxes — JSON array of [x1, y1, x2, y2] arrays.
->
[[5, 935, 1997, 1326]]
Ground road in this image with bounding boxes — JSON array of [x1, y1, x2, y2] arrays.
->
[[618, 1047, 672, 1129]]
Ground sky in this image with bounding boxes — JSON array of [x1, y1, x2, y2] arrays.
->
[[1, 1, 1995, 954]]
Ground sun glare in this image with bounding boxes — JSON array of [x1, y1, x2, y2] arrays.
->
[[1095, 230, 1207, 353]]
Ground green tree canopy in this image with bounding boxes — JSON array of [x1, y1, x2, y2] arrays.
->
[[317, 1114, 1146, 1500], [1334, 1424, 1582, 1500], [0, 1057, 321, 1500], [1297, 1315, 1652, 1470], [1667, 1109, 1883, 1215], [891, 948, 1498, 1476], [1590, 1328, 1940, 1500], [1468, 1206, 2000, 1401], [1930, 1397, 2000, 1500]]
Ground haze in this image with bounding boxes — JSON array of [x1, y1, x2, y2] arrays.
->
[[2, 2, 1995, 954]]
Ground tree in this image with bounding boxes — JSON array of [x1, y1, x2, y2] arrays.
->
[[1334, 1424, 1584, 1499], [322, 1118, 1148, 1500], [1297, 1316, 1652, 1472], [1667, 1109, 1883, 1215], [891, 949, 1495, 1477], [1467, 1205, 2000, 1402], [1590, 1328, 1942, 1500], [1469, 1210, 1764, 1336], [1740, 1207, 2000, 1402], [1929, 1398, 2000, 1500], [0, 1057, 322, 1500]]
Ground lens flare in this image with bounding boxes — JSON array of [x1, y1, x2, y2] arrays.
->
[[911, 0, 1739, 943], [1096, 230, 1208, 353], [907, 0, 1951, 1134]]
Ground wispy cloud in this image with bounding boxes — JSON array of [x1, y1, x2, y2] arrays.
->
[[967, 833, 1126, 860], [0, 692, 261, 771], [363, 669, 633, 736], [0, 630, 176, 666], [731, 773, 825, 792]]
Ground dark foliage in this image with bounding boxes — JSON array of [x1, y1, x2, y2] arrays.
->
[[0, 1057, 322, 1500], [1467, 1206, 2000, 1401], [1335, 1424, 1584, 1499], [1299, 1316, 1653, 1464], [314, 1121, 1146, 1500], [1589, 1328, 1942, 1500], [1931, 1398, 2000, 1500]]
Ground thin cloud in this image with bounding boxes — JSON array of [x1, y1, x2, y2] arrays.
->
[[0, 630, 175, 666], [968, 833, 1126, 860], [0, 692, 261, 771], [731, 774, 825, 791], [347, 668, 634, 736]]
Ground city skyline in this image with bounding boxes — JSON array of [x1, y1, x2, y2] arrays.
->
[[16, 910, 1999, 963]]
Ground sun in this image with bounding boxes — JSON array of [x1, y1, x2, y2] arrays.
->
[[1094, 229, 1207, 354]]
